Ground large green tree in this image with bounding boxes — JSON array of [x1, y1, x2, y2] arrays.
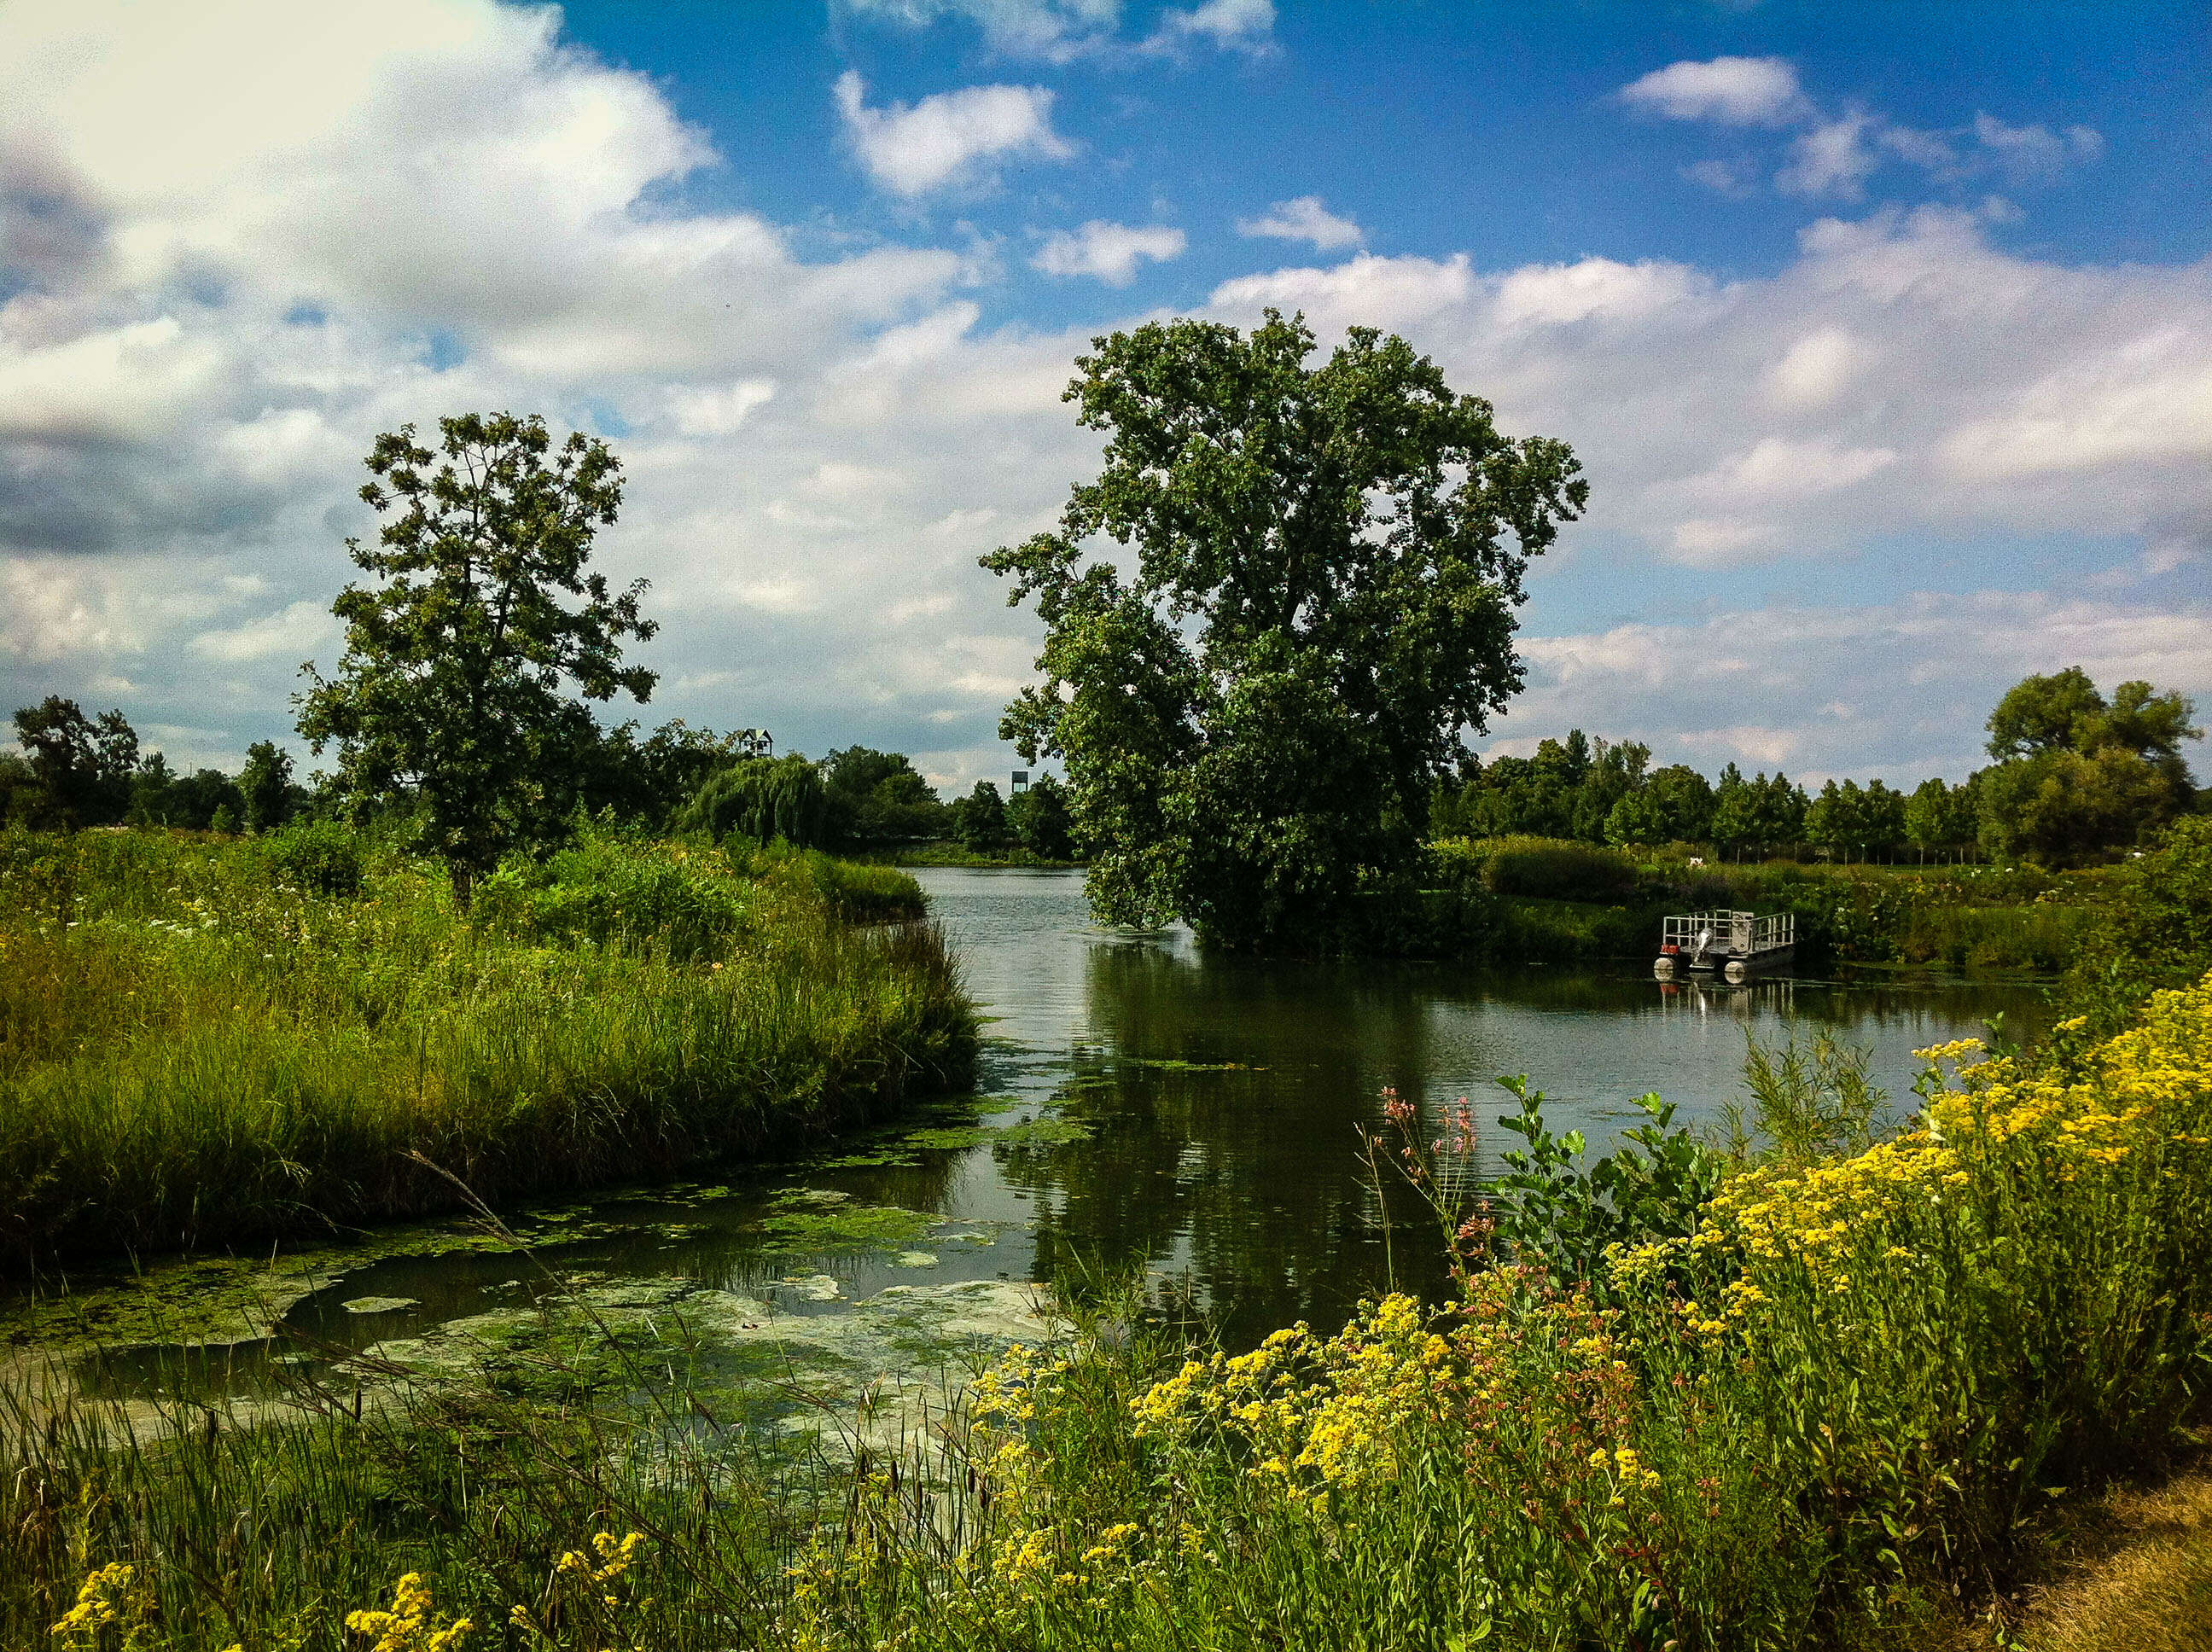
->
[[820, 746, 950, 846], [296, 413, 656, 905], [1976, 667, 2198, 863], [985, 311, 1586, 945]]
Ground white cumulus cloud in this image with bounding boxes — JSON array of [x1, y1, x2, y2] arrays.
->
[[1617, 56, 1807, 125], [1972, 112, 2105, 181], [1147, 0, 1277, 55], [1236, 195, 1364, 251], [837, 0, 1121, 62], [833, 72, 1074, 196], [838, 0, 1278, 61], [1203, 206, 2212, 594], [1032, 220, 1187, 284], [1621, 58, 2101, 203]]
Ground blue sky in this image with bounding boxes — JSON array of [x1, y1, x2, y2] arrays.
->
[[2, 0, 2208, 788]]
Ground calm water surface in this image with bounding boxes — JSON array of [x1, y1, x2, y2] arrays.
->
[[911, 868, 2047, 1339], [34, 867, 2051, 1395]]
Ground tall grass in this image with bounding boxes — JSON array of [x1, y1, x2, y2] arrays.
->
[[2, 1325, 812, 1649], [0, 826, 970, 1269]]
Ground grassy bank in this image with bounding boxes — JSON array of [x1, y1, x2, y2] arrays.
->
[[0, 825, 971, 1271], [1394, 835, 2110, 971], [882, 841, 1083, 870]]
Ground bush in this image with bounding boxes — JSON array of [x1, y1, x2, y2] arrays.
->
[[475, 834, 752, 961], [260, 817, 365, 897], [1436, 835, 1639, 901], [2058, 814, 2212, 1038]]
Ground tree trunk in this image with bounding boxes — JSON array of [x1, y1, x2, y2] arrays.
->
[[451, 860, 474, 910]]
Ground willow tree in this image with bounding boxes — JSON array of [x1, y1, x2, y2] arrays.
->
[[297, 413, 656, 905], [984, 310, 1586, 948]]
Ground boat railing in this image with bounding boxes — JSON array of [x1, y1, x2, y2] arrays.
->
[[1660, 910, 1793, 958]]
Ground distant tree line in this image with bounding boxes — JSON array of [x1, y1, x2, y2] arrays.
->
[[1, 696, 305, 835], [1434, 668, 2202, 864], [3, 689, 1073, 861]]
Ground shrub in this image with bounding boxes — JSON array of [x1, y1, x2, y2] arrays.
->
[[1441, 835, 1639, 900], [0, 827, 970, 1268], [260, 817, 365, 897], [474, 835, 752, 961], [2059, 815, 2212, 1037]]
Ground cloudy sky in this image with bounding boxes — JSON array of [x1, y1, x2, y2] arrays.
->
[[3, 0, 2208, 789]]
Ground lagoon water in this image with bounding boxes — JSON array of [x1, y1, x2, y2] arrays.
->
[[33, 867, 2050, 1405], [899, 867, 2048, 1341]]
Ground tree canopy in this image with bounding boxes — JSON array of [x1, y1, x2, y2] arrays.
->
[[985, 310, 1586, 945], [821, 747, 950, 846], [296, 413, 656, 903], [10, 697, 137, 829], [1977, 666, 2199, 861], [1010, 776, 1075, 861], [678, 753, 830, 849]]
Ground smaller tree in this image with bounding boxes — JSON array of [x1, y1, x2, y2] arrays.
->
[[1904, 777, 1976, 858], [128, 752, 178, 826], [579, 718, 755, 826], [239, 741, 297, 834], [1010, 776, 1075, 860], [1764, 774, 1809, 848], [172, 769, 246, 831], [296, 414, 656, 905], [0, 752, 36, 826], [12, 697, 138, 828], [953, 781, 1010, 853], [1570, 737, 1650, 843], [1647, 764, 1716, 843], [679, 754, 829, 849], [1804, 780, 1854, 860], [1708, 765, 1753, 858], [1860, 779, 1907, 858]]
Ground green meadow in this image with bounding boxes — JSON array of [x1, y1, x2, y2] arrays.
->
[[0, 824, 973, 1271]]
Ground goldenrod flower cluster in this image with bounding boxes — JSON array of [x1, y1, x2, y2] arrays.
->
[[50, 1564, 148, 1649], [343, 1573, 474, 1652], [509, 1531, 653, 1644], [1675, 974, 2212, 1316], [1130, 1295, 1445, 1500]]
